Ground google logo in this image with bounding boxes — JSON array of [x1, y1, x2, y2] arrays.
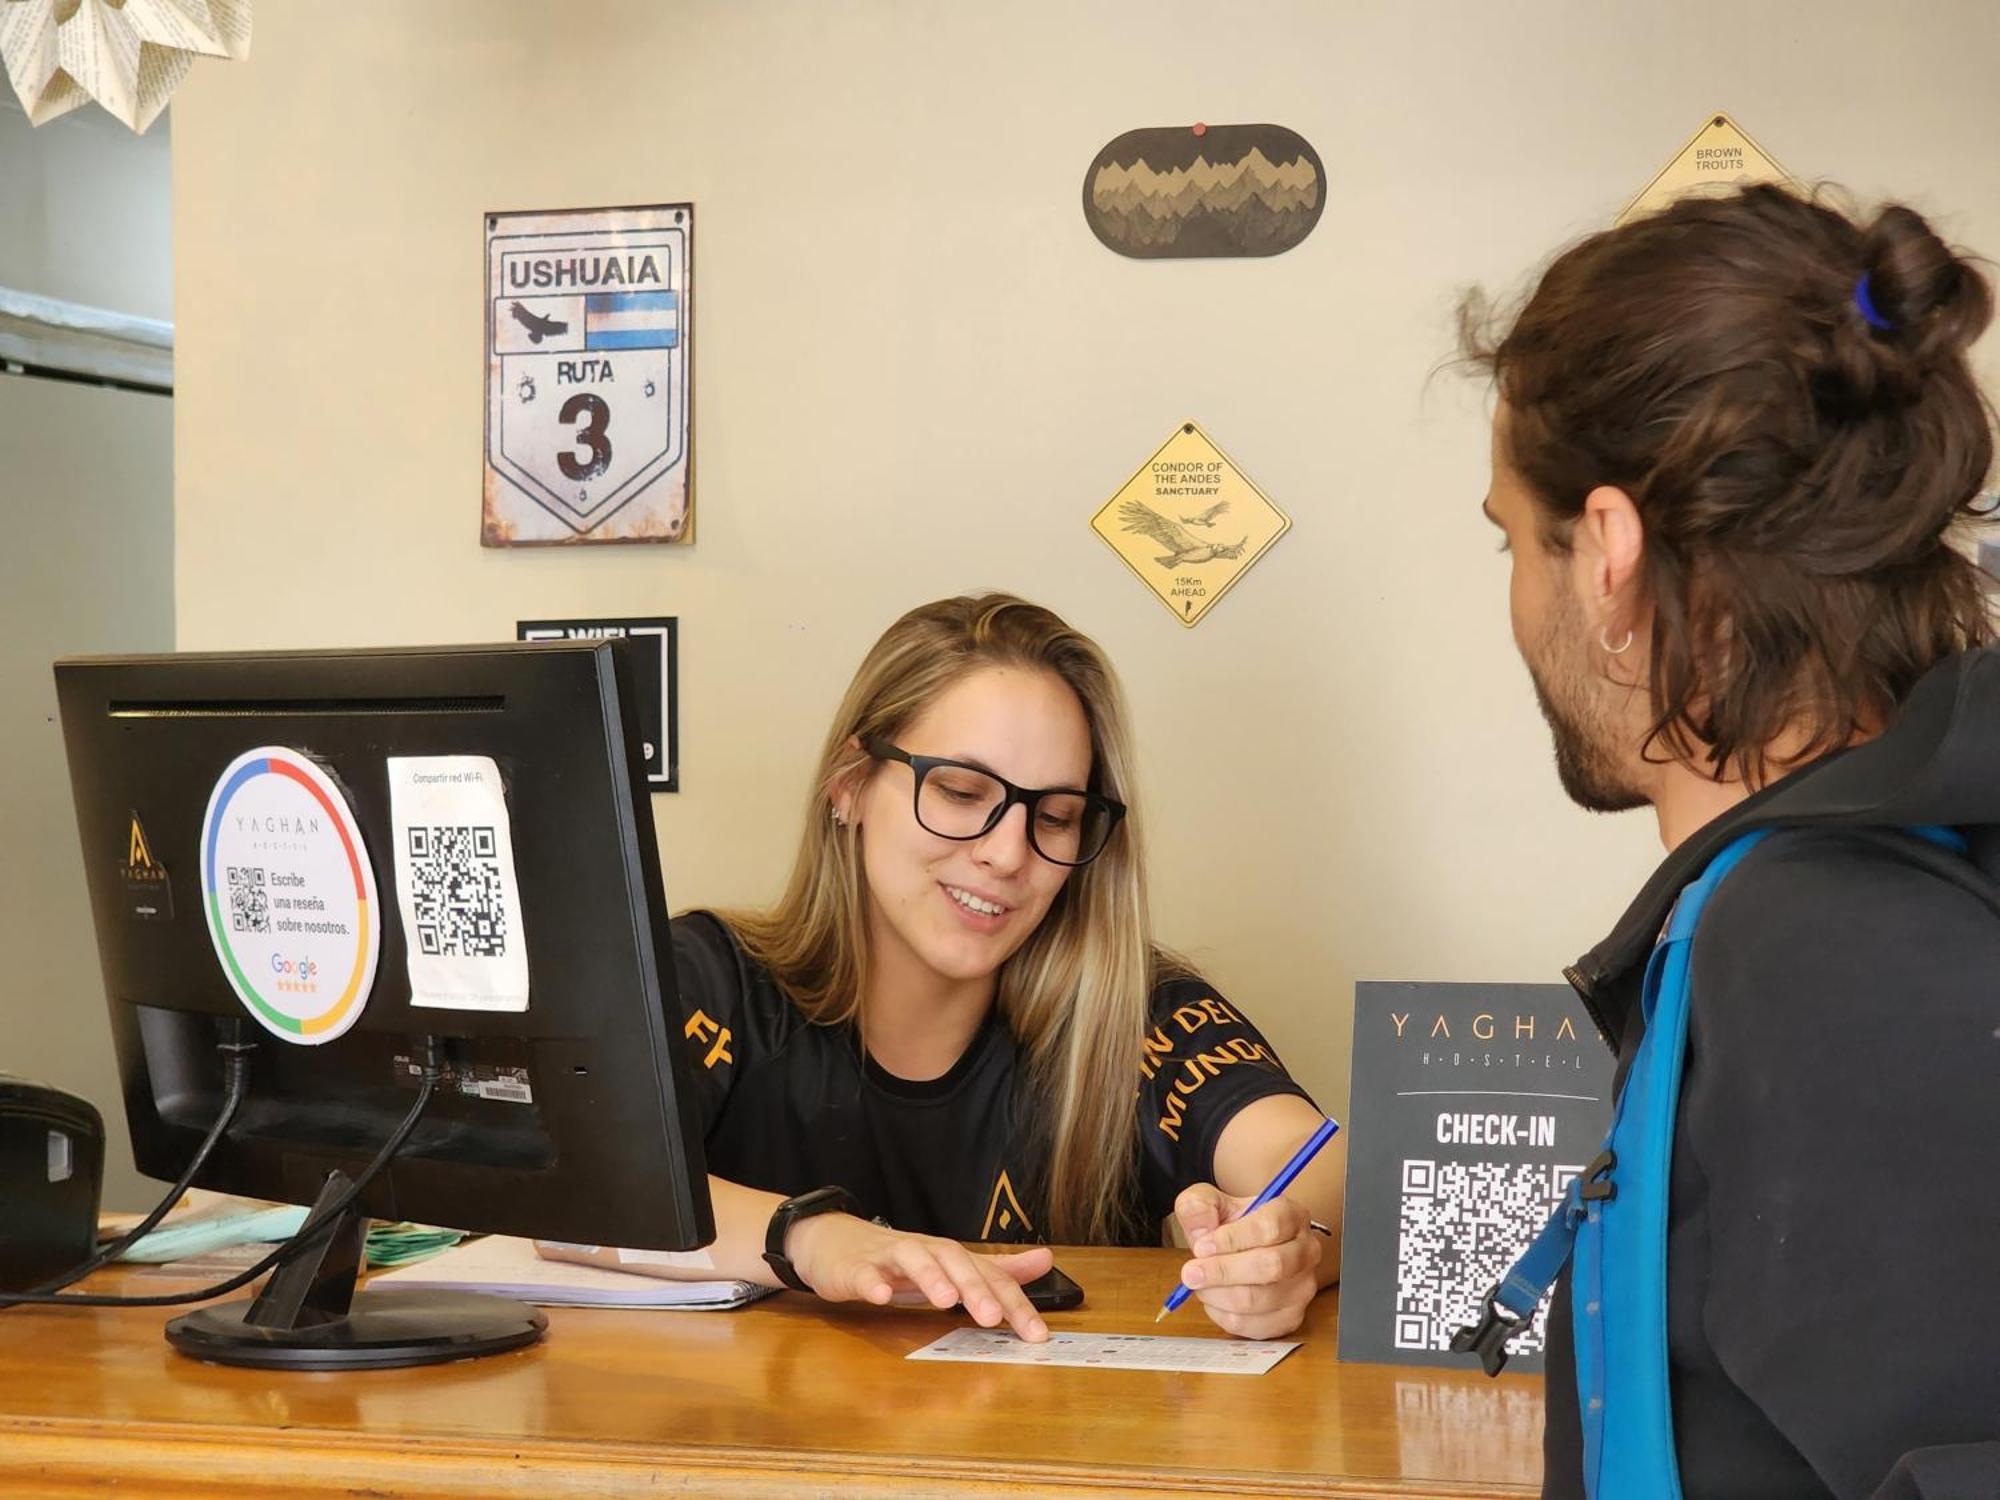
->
[[269, 954, 320, 979]]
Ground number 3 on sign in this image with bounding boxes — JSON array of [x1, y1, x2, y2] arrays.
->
[[483, 204, 693, 545], [559, 393, 612, 481]]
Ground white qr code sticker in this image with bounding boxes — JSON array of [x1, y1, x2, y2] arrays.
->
[[1393, 1159, 1581, 1356], [387, 756, 530, 1012]]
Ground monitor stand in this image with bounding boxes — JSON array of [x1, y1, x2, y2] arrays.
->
[[165, 1170, 547, 1370]]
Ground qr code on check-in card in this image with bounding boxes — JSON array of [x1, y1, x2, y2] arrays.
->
[[226, 865, 269, 934], [406, 825, 507, 958], [1393, 1159, 1581, 1354]]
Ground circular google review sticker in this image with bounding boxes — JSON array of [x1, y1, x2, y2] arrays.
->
[[200, 746, 381, 1044]]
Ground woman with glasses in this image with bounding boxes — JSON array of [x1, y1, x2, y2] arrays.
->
[[660, 592, 1344, 1341]]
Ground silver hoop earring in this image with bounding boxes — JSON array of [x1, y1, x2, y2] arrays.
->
[[1600, 626, 1635, 656]]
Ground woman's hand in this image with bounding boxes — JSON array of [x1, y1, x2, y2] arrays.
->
[[1172, 1183, 1323, 1340], [787, 1213, 1053, 1341]]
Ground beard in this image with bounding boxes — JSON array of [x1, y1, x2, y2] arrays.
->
[[1524, 588, 1648, 815]]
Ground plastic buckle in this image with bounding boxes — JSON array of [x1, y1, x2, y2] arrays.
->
[[1578, 1148, 1617, 1203], [1450, 1285, 1525, 1377]]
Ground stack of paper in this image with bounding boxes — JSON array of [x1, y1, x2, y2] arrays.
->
[[366, 1222, 468, 1269], [368, 1234, 774, 1310], [110, 1194, 466, 1273], [117, 1201, 306, 1263]]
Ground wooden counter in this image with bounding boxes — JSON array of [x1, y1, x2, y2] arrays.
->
[[0, 1245, 1541, 1498]]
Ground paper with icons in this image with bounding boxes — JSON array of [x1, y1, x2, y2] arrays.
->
[[907, 1328, 1299, 1375]]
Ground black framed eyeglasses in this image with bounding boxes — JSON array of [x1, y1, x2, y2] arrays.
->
[[864, 737, 1126, 868]]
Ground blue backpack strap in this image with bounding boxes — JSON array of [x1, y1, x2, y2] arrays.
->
[[1448, 830, 1769, 1384], [1583, 822, 1962, 1494], [1908, 824, 1969, 856], [1450, 1161, 1604, 1374], [1573, 826, 1771, 1498], [1450, 1171, 1586, 1374]]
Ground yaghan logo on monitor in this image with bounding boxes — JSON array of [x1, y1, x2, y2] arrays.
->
[[119, 811, 174, 921]]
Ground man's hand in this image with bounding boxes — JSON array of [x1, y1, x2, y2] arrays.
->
[[1172, 1183, 1322, 1339]]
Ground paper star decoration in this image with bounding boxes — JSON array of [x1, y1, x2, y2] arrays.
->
[[1, 0, 250, 134]]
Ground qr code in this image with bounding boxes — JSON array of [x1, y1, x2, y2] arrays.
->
[[226, 865, 269, 933], [407, 825, 507, 958], [1393, 1159, 1582, 1355]]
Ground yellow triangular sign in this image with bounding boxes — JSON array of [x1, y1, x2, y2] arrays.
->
[[1616, 113, 1794, 226]]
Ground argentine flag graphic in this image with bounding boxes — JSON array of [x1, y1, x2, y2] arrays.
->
[[585, 290, 679, 351]]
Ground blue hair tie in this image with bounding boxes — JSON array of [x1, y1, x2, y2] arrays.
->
[[1853, 273, 1895, 333]]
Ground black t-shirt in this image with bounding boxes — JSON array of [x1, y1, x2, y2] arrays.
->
[[668, 911, 1315, 1244]]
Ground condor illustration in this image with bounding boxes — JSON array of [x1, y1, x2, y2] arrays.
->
[[508, 300, 569, 344], [1117, 500, 1248, 570]]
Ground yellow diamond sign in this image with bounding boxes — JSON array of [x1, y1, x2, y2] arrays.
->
[[1616, 112, 1794, 227], [1091, 422, 1290, 628]]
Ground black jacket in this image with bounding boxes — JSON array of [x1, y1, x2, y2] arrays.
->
[[1542, 649, 2000, 1500]]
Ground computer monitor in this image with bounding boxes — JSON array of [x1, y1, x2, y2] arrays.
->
[[53, 640, 712, 1367]]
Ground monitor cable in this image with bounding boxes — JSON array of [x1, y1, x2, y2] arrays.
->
[[25, 1028, 258, 1296], [0, 1036, 444, 1311]]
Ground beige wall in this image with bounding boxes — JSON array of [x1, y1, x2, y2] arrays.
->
[[3, 96, 174, 1210], [2, 375, 174, 1211], [171, 1, 2000, 1121]]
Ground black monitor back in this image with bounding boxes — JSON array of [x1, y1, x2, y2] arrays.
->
[[53, 642, 711, 1250]]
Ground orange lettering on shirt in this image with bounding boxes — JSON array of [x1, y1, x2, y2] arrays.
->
[[683, 1010, 731, 1069]]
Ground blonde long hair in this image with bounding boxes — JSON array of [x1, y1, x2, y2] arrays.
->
[[720, 594, 1155, 1244]]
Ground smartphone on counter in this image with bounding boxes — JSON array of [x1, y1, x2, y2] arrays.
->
[[892, 1262, 1086, 1313], [1022, 1265, 1084, 1311]]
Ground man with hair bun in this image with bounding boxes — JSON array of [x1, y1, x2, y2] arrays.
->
[[1466, 184, 2000, 1498]]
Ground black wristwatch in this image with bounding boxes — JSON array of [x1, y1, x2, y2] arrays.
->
[[763, 1185, 863, 1292]]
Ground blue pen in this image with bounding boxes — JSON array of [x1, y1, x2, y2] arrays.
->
[[1156, 1115, 1341, 1322]]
